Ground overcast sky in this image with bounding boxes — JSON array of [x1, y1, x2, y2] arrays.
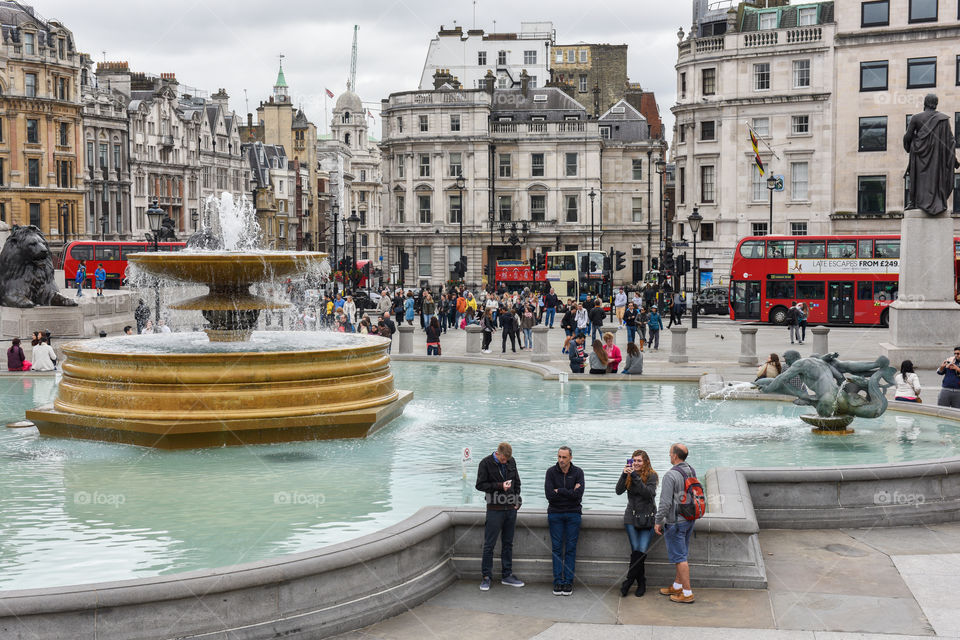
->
[[44, 0, 702, 140]]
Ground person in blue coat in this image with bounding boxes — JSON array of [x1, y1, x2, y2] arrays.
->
[[403, 291, 416, 326], [647, 306, 664, 351], [75, 262, 86, 297], [94, 263, 107, 297]]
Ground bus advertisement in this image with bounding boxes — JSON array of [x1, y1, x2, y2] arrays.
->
[[729, 234, 960, 326]]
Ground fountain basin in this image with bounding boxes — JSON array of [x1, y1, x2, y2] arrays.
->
[[26, 332, 412, 449]]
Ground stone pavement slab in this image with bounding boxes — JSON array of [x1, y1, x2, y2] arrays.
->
[[330, 604, 553, 639], [892, 554, 960, 638], [843, 523, 960, 557], [527, 626, 940, 640], [617, 587, 775, 629], [770, 591, 933, 636]]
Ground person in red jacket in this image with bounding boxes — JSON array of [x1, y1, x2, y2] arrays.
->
[[603, 332, 622, 373]]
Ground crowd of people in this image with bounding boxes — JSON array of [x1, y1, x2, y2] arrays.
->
[[6, 331, 58, 372]]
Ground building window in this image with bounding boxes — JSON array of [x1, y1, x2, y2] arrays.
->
[[449, 152, 462, 177], [0, 158, 4, 185], [360, 169, 367, 182], [791, 115, 810, 135], [565, 195, 578, 222], [798, 7, 817, 25], [793, 59, 811, 88], [0, 117, 3, 142], [578, 75, 588, 93], [449, 194, 461, 223], [862, 0, 889, 26], [28, 158, 40, 187], [397, 194, 405, 223], [858, 175, 886, 214], [909, 0, 938, 22], [754, 63, 770, 91], [752, 164, 766, 202], [418, 246, 432, 277], [579, 49, 588, 63], [22, 31, 36, 55], [528, 76, 537, 88], [450, 114, 460, 131], [478, 51, 486, 65], [700, 222, 714, 242], [396, 117, 403, 133], [791, 162, 809, 201], [530, 194, 546, 222], [907, 57, 937, 89], [418, 194, 432, 223], [679, 125, 686, 143], [58, 37, 65, 59], [498, 195, 512, 221], [25, 72, 37, 97], [679, 167, 686, 204], [419, 153, 430, 177], [600, 125, 611, 139], [632, 197, 644, 222], [524, 50, 537, 65], [419, 115, 428, 132], [113, 144, 121, 169], [396, 154, 405, 178], [858, 116, 888, 152], [758, 12, 777, 30], [497, 50, 507, 65], [752, 117, 770, 137], [57, 122, 68, 147], [566, 50, 575, 63], [57, 77, 68, 100], [565, 153, 578, 177], [26, 119, 39, 144], [791, 222, 808, 235], [531, 153, 544, 177], [752, 222, 769, 236], [702, 68, 716, 95], [680, 73, 687, 99], [700, 165, 716, 203], [956, 55, 960, 85], [860, 61, 888, 91], [494, 153, 509, 178], [29, 203, 40, 227], [632, 158, 643, 180], [700, 120, 716, 141], [358, 191, 366, 202]]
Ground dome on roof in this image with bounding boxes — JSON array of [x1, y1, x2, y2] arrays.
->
[[335, 90, 363, 113]]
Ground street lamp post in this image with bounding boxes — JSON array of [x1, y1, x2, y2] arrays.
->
[[331, 200, 340, 275], [766, 174, 777, 235], [100, 213, 108, 241], [688, 206, 703, 329], [145, 199, 165, 331], [347, 210, 360, 292], [191, 209, 199, 231], [588, 188, 597, 250], [60, 203, 69, 243], [456, 174, 465, 277], [655, 157, 666, 272]]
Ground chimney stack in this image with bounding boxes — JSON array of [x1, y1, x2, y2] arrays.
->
[[484, 70, 495, 95], [520, 70, 530, 98]]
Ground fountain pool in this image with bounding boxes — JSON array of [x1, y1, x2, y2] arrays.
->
[[2, 361, 959, 590]]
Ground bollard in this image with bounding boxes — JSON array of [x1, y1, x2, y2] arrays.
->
[[398, 325, 414, 354], [465, 325, 483, 354], [739, 327, 759, 366], [600, 324, 620, 340], [669, 326, 689, 363], [811, 326, 829, 355], [531, 326, 549, 362]]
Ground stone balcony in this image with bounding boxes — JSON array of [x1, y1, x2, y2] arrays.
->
[[489, 120, 597, 138], [679, 24, 832, 62]]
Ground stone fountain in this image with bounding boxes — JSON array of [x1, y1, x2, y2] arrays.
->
[[26, 195, 411, 448]]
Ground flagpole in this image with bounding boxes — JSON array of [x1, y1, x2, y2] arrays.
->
[[324, 93, 328, 136]]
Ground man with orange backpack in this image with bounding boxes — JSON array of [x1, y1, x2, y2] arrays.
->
[[456, 293, 467, 329], [654, 443, 704, 604]]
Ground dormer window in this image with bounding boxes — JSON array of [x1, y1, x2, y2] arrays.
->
[[758, 12, 777, 30], [23, 32, 34, 55], [797, 7, 817, 26]]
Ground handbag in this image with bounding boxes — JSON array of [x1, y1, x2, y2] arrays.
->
[[631, 508, 655, 529]]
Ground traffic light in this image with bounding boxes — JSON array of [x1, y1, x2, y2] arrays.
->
[[536, 253, 546, 271], [400, 251, 410, 271], [664, 253, 675, 272], [603, 255, 612, 271], [651, 257, 659, 271], [529, 257, 537, 270], [458, 256, 468, 278], [615, 250, 626, 272], [580, 255, 590, 273]]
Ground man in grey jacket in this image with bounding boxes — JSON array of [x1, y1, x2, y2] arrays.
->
[[654, 443, 696, 603]]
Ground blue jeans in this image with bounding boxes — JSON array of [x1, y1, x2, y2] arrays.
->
[[482, 509, 517, 578], [75, 281, 83, 296], [544, 307, 556, 327], [424, 314, 434, 328], [664, 519, 695, 564], [427, 344, 439, 356], [439, 313, 448, 332], [548, 512, 582, 584], [625, 524, 654, 552], [626, 326, 636, 344], [648, 328, 660, 349], [522, 328, 533, 348], [591, 323, 603, 341]]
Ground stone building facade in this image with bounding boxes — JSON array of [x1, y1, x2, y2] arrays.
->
[[0, 2, 84, 243], [550, 43, 628, 117]]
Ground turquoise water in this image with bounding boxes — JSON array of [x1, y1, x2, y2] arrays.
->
[[1, 363, 959, 591]]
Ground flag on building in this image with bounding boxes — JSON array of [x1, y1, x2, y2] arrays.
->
[[325, 88, 334, 98], [750, 130, 765, 176], [367, 110, 374, 119]]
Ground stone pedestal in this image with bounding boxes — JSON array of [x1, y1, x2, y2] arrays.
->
[[669, 326, 689, 363], [601, 324, 619, 339], [397, 326, 414, 354], [465, 325, 483, 354], [531, 326, 549, 362], [811, 326, 830, 355], [739, 327, 758, 366], [881, 209, 960, 367]]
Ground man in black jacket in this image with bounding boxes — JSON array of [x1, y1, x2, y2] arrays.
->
[[588, 302, 606, 341], [475, 442, 524, 591], [545, 446, 584, 596]]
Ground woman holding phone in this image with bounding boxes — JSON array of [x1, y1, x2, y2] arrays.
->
[[615, 449, 658, 597]]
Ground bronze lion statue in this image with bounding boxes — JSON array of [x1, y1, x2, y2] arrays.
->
[[0, 225, 77, 308]]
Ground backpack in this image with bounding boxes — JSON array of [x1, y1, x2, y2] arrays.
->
[[673, 464, 706, 521]]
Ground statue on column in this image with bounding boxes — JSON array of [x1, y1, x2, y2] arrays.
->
[[903, 94, 959, 215]]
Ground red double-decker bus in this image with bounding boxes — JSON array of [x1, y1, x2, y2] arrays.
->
[[60, 240, 186, 289], [729, 234, 960, 327]]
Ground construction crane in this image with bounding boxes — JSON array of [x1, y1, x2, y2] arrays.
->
[[348, 25, 358, 92]]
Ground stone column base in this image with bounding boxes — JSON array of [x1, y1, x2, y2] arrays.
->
[[883, 305, 960, 368]]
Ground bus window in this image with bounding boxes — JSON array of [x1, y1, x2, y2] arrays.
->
[[858, 239, 873, 258], [767, 280, 795, 299], [796, 281, 825, 299], [857, 281, 873, 300], [796, 241, 825, 259], [95, 244, 120, 261], [827, 241, 856, 259], [121, 244, 146, 259], [739, 240, 765, 259], [874, 240, 900, 258], [875, 282, 898, 302], [767, 240, 795, 259], [70, 244, 93, 262], [547, 254, 576, 271]]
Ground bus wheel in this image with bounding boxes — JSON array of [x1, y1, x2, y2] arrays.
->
[[880, 308, 889, 328], [769, 306, 789, 326]]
